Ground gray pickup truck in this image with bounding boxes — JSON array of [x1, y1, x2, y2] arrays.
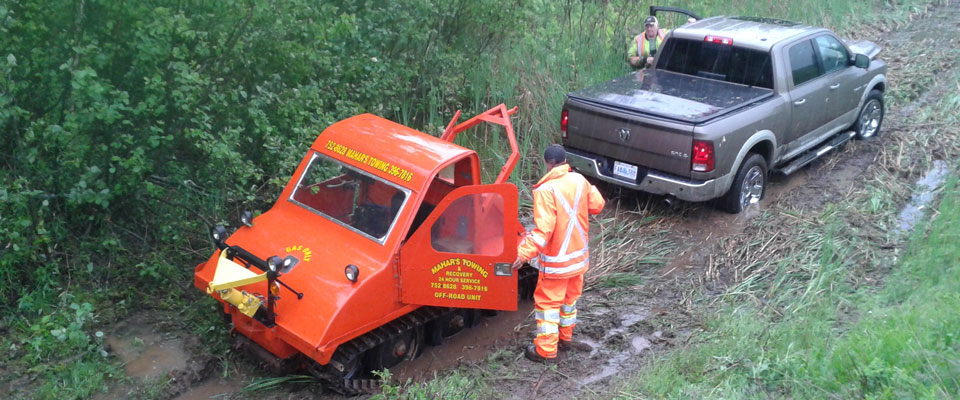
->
[[561, 15, 886, 212]]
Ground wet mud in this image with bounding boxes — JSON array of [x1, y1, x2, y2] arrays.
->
[[172, 379, 243, 400], [391, 301, 535, 383], [897, 160, 950, 232], [93, 313, 220, 400], [104, 323, 190, 381]]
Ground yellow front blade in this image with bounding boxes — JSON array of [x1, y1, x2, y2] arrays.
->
[[207, 250, 267, 293]]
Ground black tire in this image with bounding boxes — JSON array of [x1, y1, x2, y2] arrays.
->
[[853, 89, 884, 140], [721, 153, 767, 214]]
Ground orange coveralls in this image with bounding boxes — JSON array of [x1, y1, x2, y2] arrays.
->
[[518, 164, 605, 358]]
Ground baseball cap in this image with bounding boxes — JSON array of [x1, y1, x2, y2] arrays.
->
[[543, 144, 566, 164], [644, 16, 658, 26]]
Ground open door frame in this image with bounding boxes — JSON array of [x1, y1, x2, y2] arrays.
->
[[399, 183, 523, 311]]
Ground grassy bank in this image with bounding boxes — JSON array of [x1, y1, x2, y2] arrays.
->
[[612, 25, 960, 400], [618, 180, 959, 398]]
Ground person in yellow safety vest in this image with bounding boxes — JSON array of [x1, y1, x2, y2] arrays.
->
[[628, 15, 697, 69], [513, 144, 605, 362]]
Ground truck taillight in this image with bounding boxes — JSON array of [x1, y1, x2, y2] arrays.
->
[[692, 140, 714, 172], [704, 35, 734, 46], [560, 110, 569, 138]]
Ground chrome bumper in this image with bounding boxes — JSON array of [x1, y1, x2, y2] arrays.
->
[[566, 150, 730, 202]]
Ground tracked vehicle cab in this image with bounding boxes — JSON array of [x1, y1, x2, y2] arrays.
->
[[193, 105, 527, 392]]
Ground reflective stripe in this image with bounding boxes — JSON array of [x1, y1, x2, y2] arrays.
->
[[537, 323, 559, 335], [638, 31, 665, 58], [551, 182, 584, 258], [539, 176, 590, 272], [541, 257, 589, 275], [530, 233, 547, 248], [535, 309, 560, 322], [560, 305, 577, 327], [540, 246, 587, 263]]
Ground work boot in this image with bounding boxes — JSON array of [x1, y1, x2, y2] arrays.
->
[[523, 344, 555, 363], [558, 339, 593, 352]]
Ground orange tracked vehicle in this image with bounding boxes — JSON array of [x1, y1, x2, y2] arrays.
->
[[193, 104, 533, 392]]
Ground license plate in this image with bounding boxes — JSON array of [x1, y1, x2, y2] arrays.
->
[[613, 161, 638, 180]]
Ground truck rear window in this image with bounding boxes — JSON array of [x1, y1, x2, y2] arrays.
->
[[657, 38, 773, 89]]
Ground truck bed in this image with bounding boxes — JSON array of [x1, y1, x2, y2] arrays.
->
[[567, 70, 774, 125]]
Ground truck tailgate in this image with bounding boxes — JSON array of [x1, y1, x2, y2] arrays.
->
[[564, 100, 695, 178], [563, 70, 773, 179]]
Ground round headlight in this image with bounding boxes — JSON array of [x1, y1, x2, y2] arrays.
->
[[240, 211, 254, 227], [266, 256, 282, 273], [344, 264, 359, 283], [211, 225, 227, 242]]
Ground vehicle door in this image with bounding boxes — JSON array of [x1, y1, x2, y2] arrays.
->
[[813, 34, 861, 125], [398, 183, 521, 311], [786, 38, 830, 145]]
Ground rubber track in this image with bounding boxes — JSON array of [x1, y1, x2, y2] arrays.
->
[[313, 267, 539, 395], [311, 306, 449, 394]]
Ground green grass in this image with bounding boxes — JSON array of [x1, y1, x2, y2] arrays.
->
[[240, 375, 318, 394], [598, 273, 646, 288], [1, 297, 122, 399], [617, 179, 960, 399]]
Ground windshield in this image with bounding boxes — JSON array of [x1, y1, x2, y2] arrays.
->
[[657, 38, 774, 89], [289, 153, 409, 243]]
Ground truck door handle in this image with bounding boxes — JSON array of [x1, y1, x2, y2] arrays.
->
[[793, 99, 806, 106], [829, 83, 840, 89]]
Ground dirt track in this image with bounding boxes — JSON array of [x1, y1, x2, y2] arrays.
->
[[90, 3, 960, 399]]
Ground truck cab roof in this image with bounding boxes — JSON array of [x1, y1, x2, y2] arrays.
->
[[311, 113, 475, 191], [673, 16, 825, 51]]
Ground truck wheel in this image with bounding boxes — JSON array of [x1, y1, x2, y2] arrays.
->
[[721, 153, 767, 213], [854, 90, 883, 140]]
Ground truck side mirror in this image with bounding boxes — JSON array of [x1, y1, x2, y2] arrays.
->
[[854, 54, 870, 69]]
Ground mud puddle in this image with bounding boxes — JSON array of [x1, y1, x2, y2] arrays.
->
[[93, 313, 222, 400], [580, 309, 653, 385], [102, 315, 190, 381], [897, 160, 950, 232], [172, 379, 242, 400], [391, 301, 535, 383]]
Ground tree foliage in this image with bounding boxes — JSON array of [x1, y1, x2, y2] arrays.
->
[[0, 0, 530, 308]]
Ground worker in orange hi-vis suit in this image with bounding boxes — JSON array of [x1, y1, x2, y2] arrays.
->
[[513, 144, 605, 362]]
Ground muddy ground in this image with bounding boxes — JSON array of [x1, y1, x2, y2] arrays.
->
[[72, 2, 960, 399]]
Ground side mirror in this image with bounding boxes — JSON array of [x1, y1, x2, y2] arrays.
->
[[854, 54, 870, 69]]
